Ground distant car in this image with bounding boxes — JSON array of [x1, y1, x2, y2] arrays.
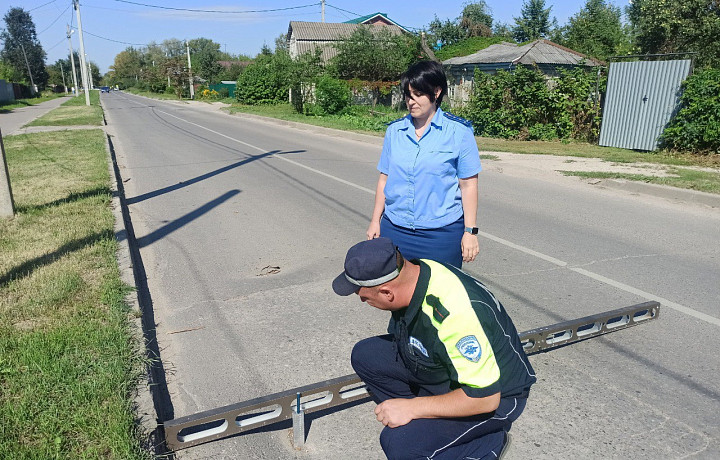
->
[[100, 86, 110, 93]]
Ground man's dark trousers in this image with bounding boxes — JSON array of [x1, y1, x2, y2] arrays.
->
[[352, 335, 525, 460]]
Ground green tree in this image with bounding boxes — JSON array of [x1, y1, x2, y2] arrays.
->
[[562, 0, 627, 61], [46, 60, 66, 88], [217, 62, 247, 82], [332, 26, 420, 107], [165, 56, 189, 99], [275, 34, 288, 53], [333, 26, 418, 82], [459, 1, 494, 37], [287, 49, 326, 113], [627, 0, 720, 68], [189, 38, 223, 84], [492, 22, 514, 40], [0, 7, 48, 88], [428, 16, 463, 47], [108, 47, 143, 83], [512, 0, 552, 42], [161, 38, 185, 58]]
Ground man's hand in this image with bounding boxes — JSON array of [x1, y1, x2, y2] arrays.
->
[[375, 398, 416, 428], [373, 390, 501, 428]]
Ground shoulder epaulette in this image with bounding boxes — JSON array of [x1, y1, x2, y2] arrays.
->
[[426, 294, 450, 324], [386, 116, 407, 126], [443, 112, 473, 128]]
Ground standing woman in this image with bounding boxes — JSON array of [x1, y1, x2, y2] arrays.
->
[[366, 60, 481, 267]]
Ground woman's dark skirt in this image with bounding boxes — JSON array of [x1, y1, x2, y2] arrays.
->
[[380, 214, 464, 268]]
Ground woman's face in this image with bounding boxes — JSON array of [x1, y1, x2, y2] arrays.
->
[[406, 85, 441, 121]]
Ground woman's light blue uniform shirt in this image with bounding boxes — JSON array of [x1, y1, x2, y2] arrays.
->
[[378, 107, 482, 230]]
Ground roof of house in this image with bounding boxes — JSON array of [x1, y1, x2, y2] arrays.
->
[[287, 21, 405, 62], [343, 12, 409, 32], [443, 39, 603, 67]]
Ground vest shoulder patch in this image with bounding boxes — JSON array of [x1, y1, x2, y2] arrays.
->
[[426, 294, 450, 323]]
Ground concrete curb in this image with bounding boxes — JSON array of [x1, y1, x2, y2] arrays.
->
[[101, 97, 169, 456], [103, 130, 160, 449]]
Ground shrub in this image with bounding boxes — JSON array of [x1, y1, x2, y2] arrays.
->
[[235, 52, 292, 104], [198, 88, 220, 100], [315, 76, 351, 114], [461, 65, 604, 142], [661, 67, 720, 154]]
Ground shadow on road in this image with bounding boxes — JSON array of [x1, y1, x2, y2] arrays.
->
[[126, 149, 304, 205]]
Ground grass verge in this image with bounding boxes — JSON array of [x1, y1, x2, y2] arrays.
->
[[560, 169, 720, 194], [0, 129, 149, 459], [227, 102, 404, 135], [27, 90, 103, 126], [123, 87, 182, 100], [476, 137, 720, 169], [0, 93, 65, 112]]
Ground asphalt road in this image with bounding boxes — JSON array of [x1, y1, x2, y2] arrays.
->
[[102, 91, 720, 460]]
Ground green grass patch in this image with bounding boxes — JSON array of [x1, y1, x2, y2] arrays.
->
[[0, 129, 149, 459], [0, 93, 66, 112], [559, 168, 720, 194], [27, 91, 103, 126], [434, 36, 507, 61]]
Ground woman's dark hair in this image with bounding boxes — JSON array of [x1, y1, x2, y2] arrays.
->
[[400, 60, 448, 106]]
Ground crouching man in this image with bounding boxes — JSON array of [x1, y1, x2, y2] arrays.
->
[[332, 237, 536, 459]]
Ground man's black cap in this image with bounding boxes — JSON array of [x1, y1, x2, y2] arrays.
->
[[332, 237, 401, 296]]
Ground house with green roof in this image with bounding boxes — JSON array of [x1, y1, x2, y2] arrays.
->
[[287, 12, 408, 63]]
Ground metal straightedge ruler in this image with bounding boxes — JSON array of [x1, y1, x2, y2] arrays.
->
[[164, 301, 659, 451]]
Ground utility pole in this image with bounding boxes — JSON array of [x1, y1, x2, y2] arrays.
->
[[66, 25, 79, 97], [73, 0, 91, 106], [185, 40, 194, 99], [321, 0, 325, 22], [19, 43, 36, 94], [60, 63, 67, 93], [87, 57, 94, 89], [0, 129, 15, 218]]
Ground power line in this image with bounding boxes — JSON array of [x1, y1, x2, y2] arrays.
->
[[29, 0, 57, 12], [77, 28, 149, 47], [324, 3, 421, 32], [45, 35, 67, 52], [324, 3, 361, 18], [37, 4, 71, 35], [112, 0, 321, 14]]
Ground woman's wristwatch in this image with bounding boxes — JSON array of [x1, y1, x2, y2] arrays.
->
[[464, 227, 479, 234]]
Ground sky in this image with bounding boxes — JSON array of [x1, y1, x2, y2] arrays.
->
[[17, 0, 632, 75]]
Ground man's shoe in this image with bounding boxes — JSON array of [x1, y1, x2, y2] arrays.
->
[[498, 431, 513, 459]]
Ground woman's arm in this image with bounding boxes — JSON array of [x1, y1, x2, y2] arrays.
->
[[459, 174, 479, 262], [367, 173, 388, 239]]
